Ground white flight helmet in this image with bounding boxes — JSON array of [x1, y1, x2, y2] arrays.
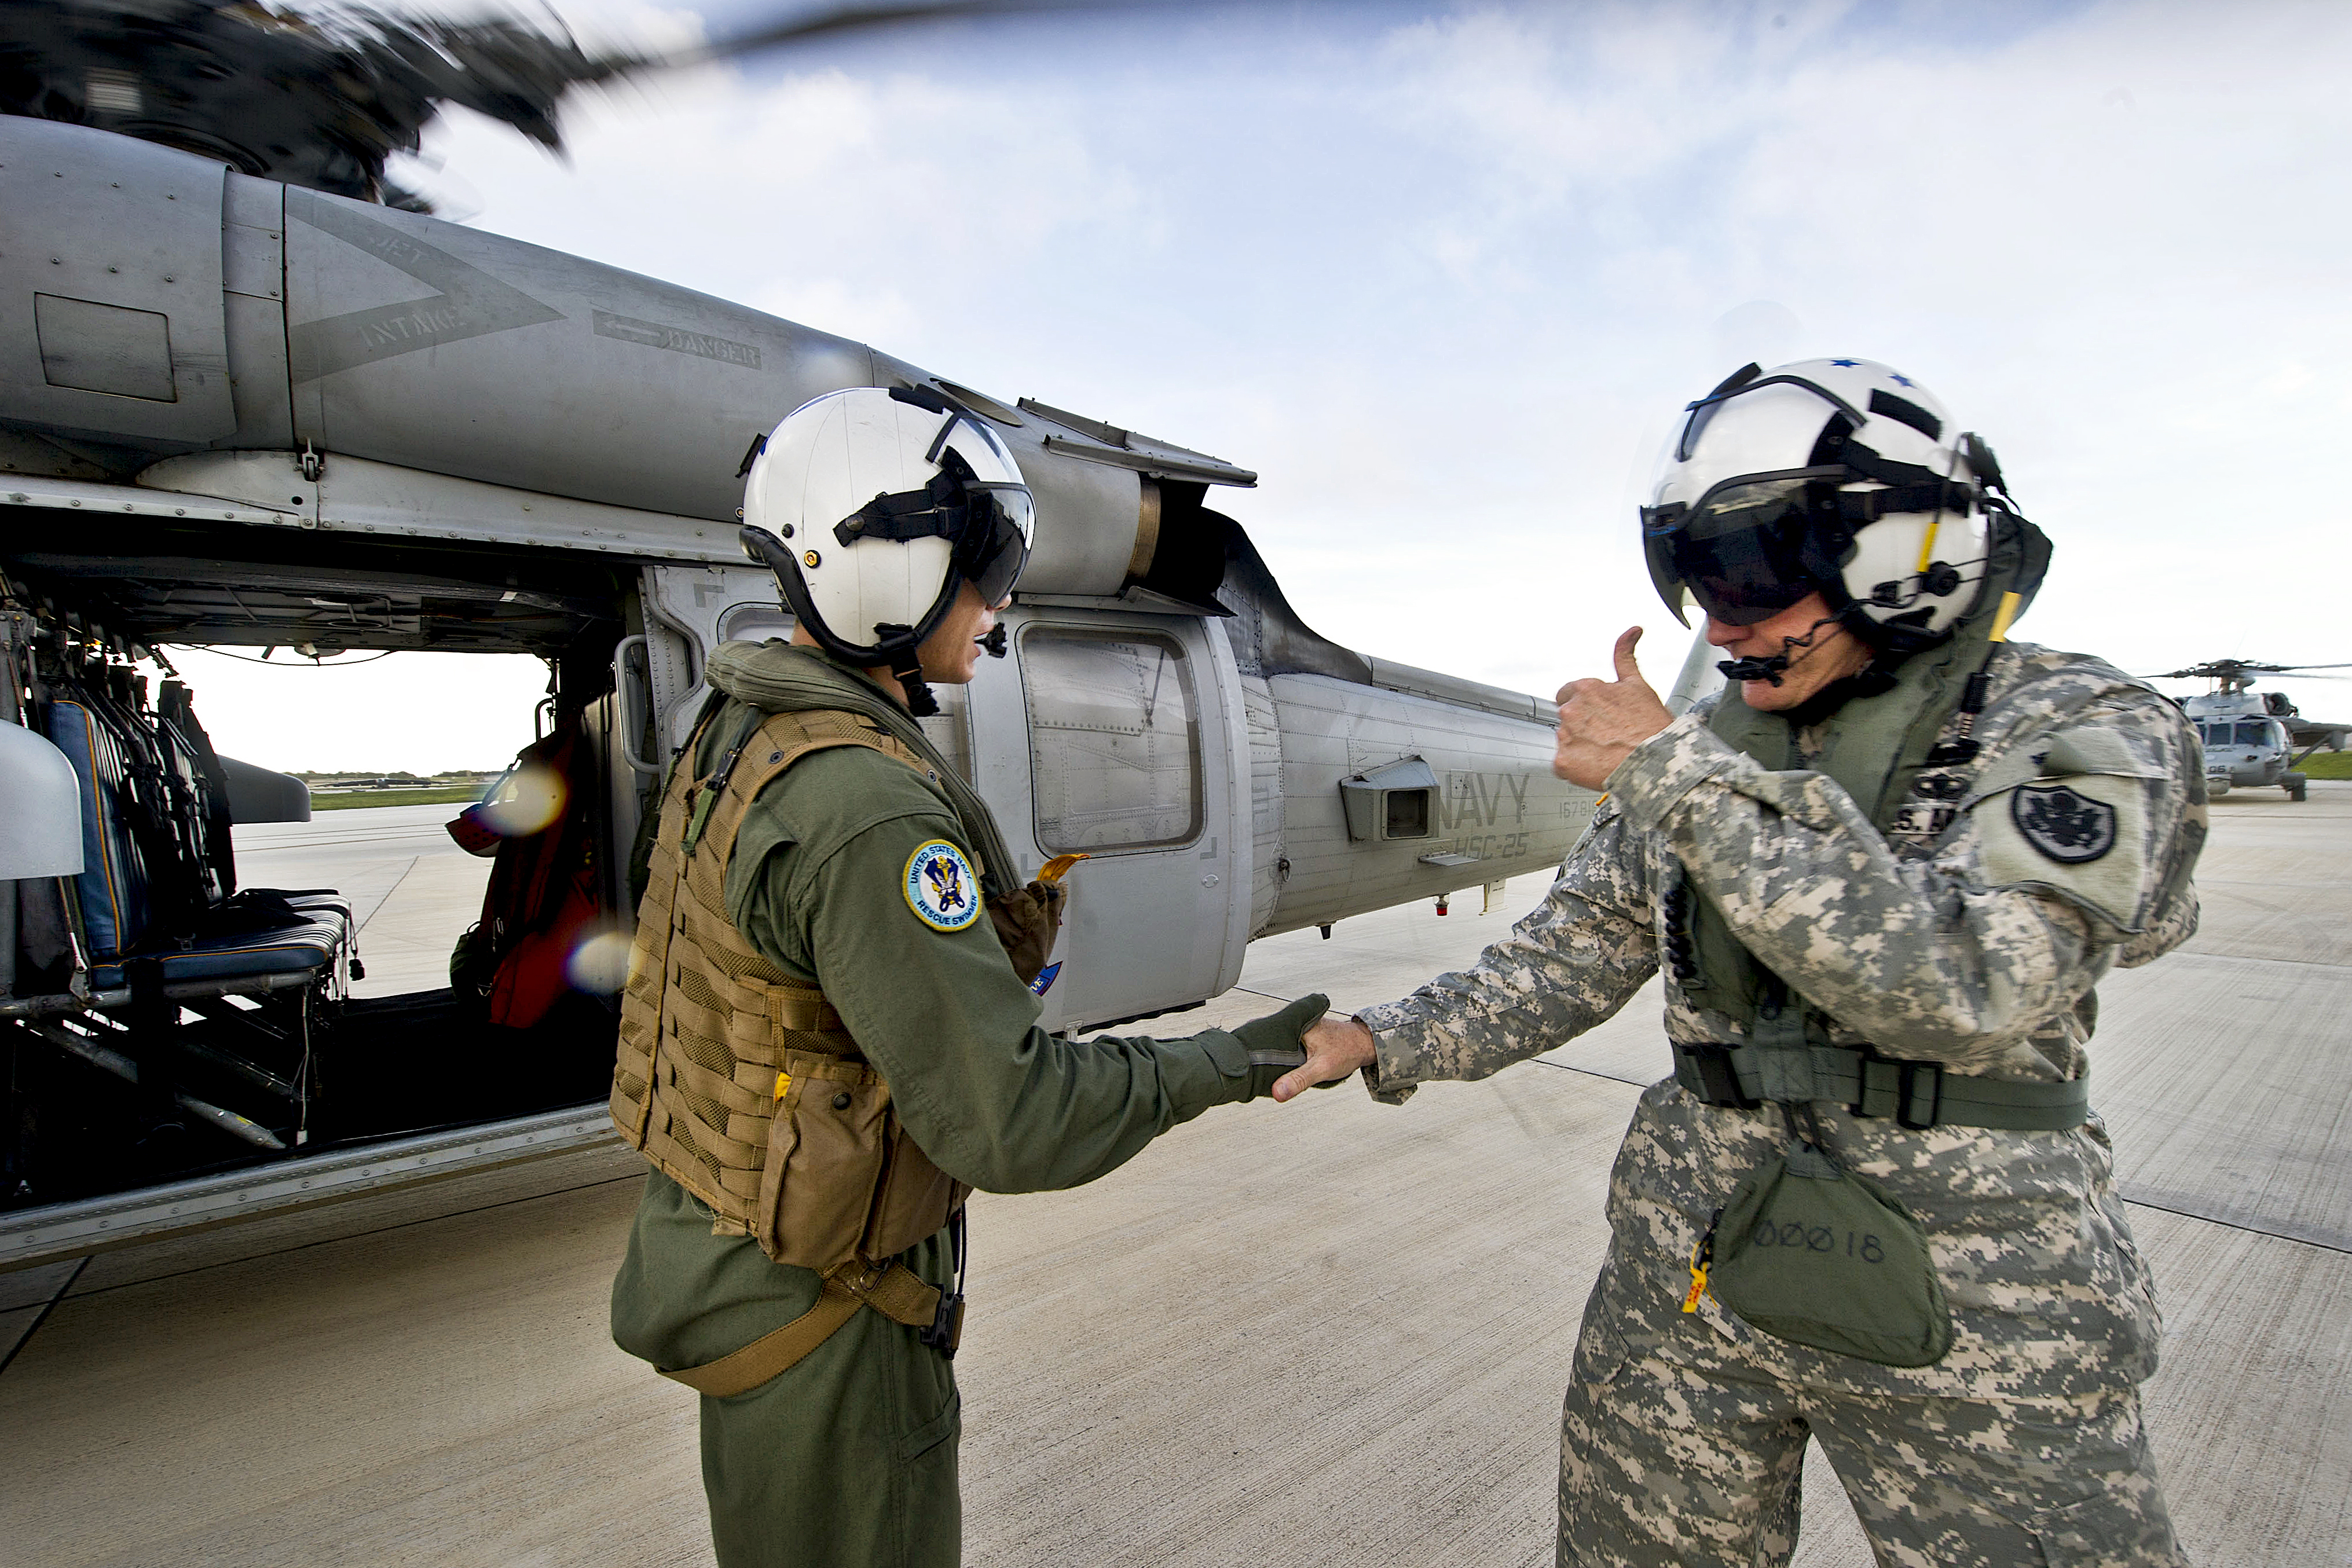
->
[[741, 385, 1034, 715], [1641, 358, 2010, 654]]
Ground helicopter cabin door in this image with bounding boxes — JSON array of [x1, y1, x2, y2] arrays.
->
[[963, 605, 1248, 1033]]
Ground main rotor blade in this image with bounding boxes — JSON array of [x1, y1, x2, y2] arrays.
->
[[657, 0, 1161, 72], [2139, 660, 2352, 679]]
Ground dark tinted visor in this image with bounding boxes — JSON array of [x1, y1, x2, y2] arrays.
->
[[1643, 474, 1825, 627], [960, 485, 1032, 605]]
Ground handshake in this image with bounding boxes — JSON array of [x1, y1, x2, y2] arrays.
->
[[1228, 992, 1380, 1102]]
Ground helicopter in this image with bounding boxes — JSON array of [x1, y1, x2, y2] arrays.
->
[[2142, 658, 2352, 803], [0, 2, 1595, 1268]]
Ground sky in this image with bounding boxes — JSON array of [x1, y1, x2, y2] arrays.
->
[[181, 0, 2352, 772]]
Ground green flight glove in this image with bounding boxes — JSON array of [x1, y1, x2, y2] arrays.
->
[[1227, 992, 1332, 1098]]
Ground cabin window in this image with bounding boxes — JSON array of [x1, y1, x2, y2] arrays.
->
[[1020, 628, 1202, 852]]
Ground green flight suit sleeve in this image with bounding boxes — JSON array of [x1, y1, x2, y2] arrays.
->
[[730, 746, 1262, 1195]]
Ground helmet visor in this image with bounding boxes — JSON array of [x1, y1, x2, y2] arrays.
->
[[1643, 472, 1831, 627], [961, 483, 1033, 605]]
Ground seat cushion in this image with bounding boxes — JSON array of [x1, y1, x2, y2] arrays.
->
[[242, 887, 356, 929], [92, 918, 343, 990]]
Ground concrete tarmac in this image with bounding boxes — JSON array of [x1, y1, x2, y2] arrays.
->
[[1, 785, 2346, 1566], [232, 803, 497, 998]]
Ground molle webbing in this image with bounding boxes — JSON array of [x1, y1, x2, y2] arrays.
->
[[611, 707, 920, 1230]]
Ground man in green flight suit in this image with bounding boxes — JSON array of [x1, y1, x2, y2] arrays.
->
[[1274, 360, 2202, 1565], [607, 384, 1324, 1568]]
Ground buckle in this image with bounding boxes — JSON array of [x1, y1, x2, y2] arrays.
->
[[1849, 1049, 1942, 1129], [918, 1290, 965, 1358], [1895, 1059, 1942, 1130], [1673, 1042, 1759, 1110]]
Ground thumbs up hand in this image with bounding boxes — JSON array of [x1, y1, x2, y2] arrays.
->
[[1552, 628, 1674, 790]]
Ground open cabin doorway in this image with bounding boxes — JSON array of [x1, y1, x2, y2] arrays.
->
[[3, 531, 635, 1217]]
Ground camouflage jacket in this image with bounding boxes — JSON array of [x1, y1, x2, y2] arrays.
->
[[1356, 642, 2206, 1398]]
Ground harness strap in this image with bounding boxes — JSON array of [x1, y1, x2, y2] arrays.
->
[[1671, 1041, 2090, 1131], [657, 1259, 947, 1398]]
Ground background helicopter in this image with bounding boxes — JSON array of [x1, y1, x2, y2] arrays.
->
[[2142, 658, 2351, 803], [0, 0, 1587, 1264]]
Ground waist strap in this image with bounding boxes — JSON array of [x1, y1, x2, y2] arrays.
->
[[657, 1255, 962, 1398], [1672, 1041, 2090, 1131]]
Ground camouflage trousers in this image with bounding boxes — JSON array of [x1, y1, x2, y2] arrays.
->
[[1557, 1345, 2185, 1567]]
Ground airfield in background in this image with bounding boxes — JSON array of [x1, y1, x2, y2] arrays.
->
[[1, 785, 2344, 1566]]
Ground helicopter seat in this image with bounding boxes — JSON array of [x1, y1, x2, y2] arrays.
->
[[40, 695, 351, 999], [85, 915, 347, 992], [17, 672, 351, 1155]]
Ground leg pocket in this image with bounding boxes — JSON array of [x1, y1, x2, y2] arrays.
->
[[888, 1388, 962, 1568], [1558, 1349, 1807, 1567], [2029, 1483, 2185, 1567]]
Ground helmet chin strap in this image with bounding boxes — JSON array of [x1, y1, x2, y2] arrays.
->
[[871, 624, 941, 719], [1716, 616, 1844, 687]]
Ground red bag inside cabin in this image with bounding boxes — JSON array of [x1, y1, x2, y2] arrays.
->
[[446, 713, 610, 1030]]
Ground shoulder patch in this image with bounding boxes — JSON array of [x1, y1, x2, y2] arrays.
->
[[1974, 772, 2152, 934], [903, 840, 982, 932], [2010, 783, 2117, 864]]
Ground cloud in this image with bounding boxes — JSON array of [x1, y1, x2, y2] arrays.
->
[[373, 0, 2352, 717], [415, 55, 1151, 375]]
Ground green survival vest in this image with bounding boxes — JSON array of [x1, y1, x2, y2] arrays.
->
[[1666, 515, 2087, 1133]]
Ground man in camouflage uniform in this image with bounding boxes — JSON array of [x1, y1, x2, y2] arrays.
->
[[1276, 360, 2201, 1566], [610, 386, 1323, 1568]]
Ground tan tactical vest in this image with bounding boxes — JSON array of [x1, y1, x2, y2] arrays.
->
[[611, 706, 969, 1273]]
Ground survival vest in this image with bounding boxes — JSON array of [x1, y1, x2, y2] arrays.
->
[[612, 705, 971, 1270], [610, 702, 1060, 1395], [1663, 514, 2098, 1131]]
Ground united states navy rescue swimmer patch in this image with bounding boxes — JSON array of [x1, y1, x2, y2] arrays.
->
[[903, 840, 981, 932]]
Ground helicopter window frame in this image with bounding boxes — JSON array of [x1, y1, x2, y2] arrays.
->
[[1017, 624, 1204, 856]]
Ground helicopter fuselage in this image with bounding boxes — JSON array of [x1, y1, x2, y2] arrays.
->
[[0, 116, 1593, 1262]]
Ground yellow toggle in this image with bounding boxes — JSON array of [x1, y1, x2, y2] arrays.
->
[[1038, 852, 1091, 886], [1988, 589, 2023, 643], [1915, 515, 1941, 573], [1680, 1260, 1709, 1314], [774, 1071, 791, 1101]]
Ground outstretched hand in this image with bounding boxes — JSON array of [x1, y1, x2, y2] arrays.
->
[[1552, 627, 1674, 790], [1270, 1015, 1378, 1101]]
